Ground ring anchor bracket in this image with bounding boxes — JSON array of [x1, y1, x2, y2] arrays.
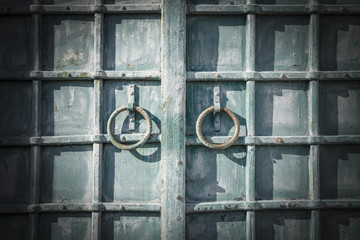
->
[[196, 85, 240, 150], [107, 84, 152, 150]]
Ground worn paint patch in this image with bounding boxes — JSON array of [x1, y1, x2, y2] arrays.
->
[[255, 82, 309, 136], [42, 15, 94, 71], [102, 213, 160, 240], [187, 15, 246, 71], [0, 81, 33, 137], [320, 145, 360, 199], [42, 81, 95, 136], [255, 146, 309, 200], [40, 145, 93, 203], [39, 214, 91, 240], [186, 212, 246, 240]]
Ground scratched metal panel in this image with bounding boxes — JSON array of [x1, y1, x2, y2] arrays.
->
[[0, 16, 33, 71], [104, 15, 161, 71], [103, 144, 161, 202], [319, 82, 360, 135], [104, 81, 161, 134], [256, 16, 309, 71], [0, 148, 30, 204], [102, 213, 161, 240], [256, 146, 309, 200], [186, 146, 246, 202], [42, 81, 94, 136], [104, 0, 160, 4], [186, 82, 246, 136], [0, 82, 33, 137], [0, 215, 29, 240], [39, 213, 92, 240], [187, 16, 246, 71], [40, 145, 93, 203], [320, 145, 360, 199], [42, 0, 94, 4], [256, 0, 308, 4], [320, 16, 360, 71], [186, 212, 246, 240], [255, 211, 311, 240], [42, 16, 94, 71], [255, 82, 309, 136], [187, 0, 245, 4], [321, 210, 360, 240]]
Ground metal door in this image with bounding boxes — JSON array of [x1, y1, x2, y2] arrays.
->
[[0, 0, 360, 239]]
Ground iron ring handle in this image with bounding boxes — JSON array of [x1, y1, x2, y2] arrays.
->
[[107, 105, 152, 150], [196, 106, 240, 150]]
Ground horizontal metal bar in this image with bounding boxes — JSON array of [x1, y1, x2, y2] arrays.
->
[[186, 199, 360, 213], [0, 202, 160, 215], [0, 4, 161, 15], [187, 4, 360, 15], [2, 135, 360, 147], [0, 71, 160, 80], [187, 71, 360, 81], [0, 133, 161, 146], [186, 136, 360, 146]]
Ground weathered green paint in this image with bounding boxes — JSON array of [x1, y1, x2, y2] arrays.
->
[[321, 210, 360, 240]]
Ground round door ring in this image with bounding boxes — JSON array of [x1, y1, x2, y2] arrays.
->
[[107, 106, 152, 150], [196, 106, 240, 150]]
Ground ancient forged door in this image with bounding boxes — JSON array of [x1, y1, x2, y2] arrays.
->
[[1, 0, 360, 239]]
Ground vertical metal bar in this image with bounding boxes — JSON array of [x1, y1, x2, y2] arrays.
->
[[30, 11, 42, 240], [309, 80, 319, 136], [161, 0, 186, 239], [245, 14, 255, 72], [214, 84, 221, 132], [309, 145, 320, 200], [309, 14, 319, 73], [246, 145, 255, 201], [93, 9, 104, 240], [246, 81, 255, 137], [311, 210, 320, 240], [246, 211, 255, 240]]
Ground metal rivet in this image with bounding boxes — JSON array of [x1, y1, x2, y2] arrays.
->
[[175, 195, 181, 200], [177, 160, 182, 165]]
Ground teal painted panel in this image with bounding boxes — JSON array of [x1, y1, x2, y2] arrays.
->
[[186, 212, 246, 240], [320, 145, 360, 199], [187, 16, 246, 71], [103, 143, 161, 202], [42, 0, 93, 4], [186, 82, 246, 137], [40, 145, 93, 203], [320, 82, 360, 135], [256, 16, 309, 71], [255, 82, 309, 136], [187, 0, 245, 4], [104, 81, 161, 134], [39, 214, 91, 240], [42, 81, 94, 136], [42, 16, 94, 71], [320, 16, 360, 71], [0, 16, 32, 71], [0, 215, 28, 240], [104, 0, 160, 3], [0, 81, 32, 137], [0, 148, 30, 204], [256, 146, 309, 200], [104, 15, 160, 71], [186, 146, 246, 202], [102, 213, 161, 240], [256, 0, 308, 4], [256, 211, 311, 240], [321, 210, 360, 240]]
